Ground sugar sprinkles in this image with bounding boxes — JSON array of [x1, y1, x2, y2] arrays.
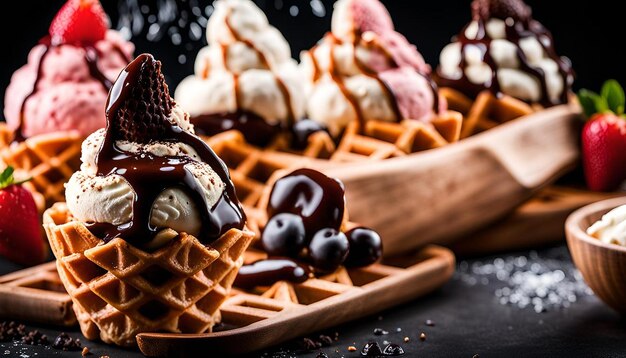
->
[[455, 248, 594, 312]]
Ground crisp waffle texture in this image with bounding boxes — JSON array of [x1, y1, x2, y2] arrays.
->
[[0, 123, 82, 208], [43, 203, 254, 347], [205, 110, 463, 206], [440, 88, 536, 138]]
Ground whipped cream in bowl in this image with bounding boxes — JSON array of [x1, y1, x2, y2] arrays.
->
[[587, 205, 626, 247], [175, 0, 305, 147]]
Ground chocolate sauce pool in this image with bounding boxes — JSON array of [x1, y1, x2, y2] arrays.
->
[[14, 36, 131, 143], [88, 54, 245, 247], [234, 258, 311, 288], [191, 111, 280, 147]]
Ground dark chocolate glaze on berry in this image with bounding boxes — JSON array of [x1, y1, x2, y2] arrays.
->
[[437, 0, 574, 107], [267, 168, 345, 238], [13, 36, 132, 143], [234, 257, 311, 288], [86, 54, 245, 247]]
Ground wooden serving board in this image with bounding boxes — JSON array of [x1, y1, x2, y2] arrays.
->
[[323, 104, 582, 256], [138, 245, 454, 356], [0, 261, 76, 326], [0, 246, 454, 356], [451, 186, 624, 256]]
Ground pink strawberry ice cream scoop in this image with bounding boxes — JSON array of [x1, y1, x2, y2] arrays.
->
[[3, 0, 134, 140], [302, 0, 445, 136], [379, 68, 446, 122]]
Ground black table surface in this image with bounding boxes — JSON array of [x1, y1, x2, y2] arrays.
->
[[1, 244, 624, 358]]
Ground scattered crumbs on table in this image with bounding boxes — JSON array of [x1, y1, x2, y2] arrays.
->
[[81, 346, 91, 356], [396, 327, 402, 332], [473, 354, 480, 358], [404, 337, 410, 343], [347, 345, 357, 352], [425, 319, 435, 327], [419, 332, 427, 341]]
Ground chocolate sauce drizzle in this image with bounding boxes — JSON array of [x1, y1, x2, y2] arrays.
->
[[13, 36, 131, 142], [437, 10, 574, 107], [309, 32, 441, 134], [88, 54, 245, 247], [190, 7, 296, 143], [267, 168, 345, 238], [191, 111, 281, 147], [234, 258, 311, 288]]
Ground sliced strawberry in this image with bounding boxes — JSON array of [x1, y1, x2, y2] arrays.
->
[[578, 80, 626, 192], [0, 167, 47, 266], [49, 0, 109, 46]]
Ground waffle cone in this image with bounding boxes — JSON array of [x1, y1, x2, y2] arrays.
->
[[43, 203, 254, 347], [0, 123, 82, 208]]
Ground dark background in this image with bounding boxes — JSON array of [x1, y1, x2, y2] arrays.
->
[[0, 0, 622, 117]]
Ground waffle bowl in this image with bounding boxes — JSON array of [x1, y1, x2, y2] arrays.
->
[[0, 122, 82, 210], [43, 202, 255, 348]]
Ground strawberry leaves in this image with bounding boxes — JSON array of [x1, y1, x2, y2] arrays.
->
[[0, 167, 31, 190], [578, 80, 626, 119]]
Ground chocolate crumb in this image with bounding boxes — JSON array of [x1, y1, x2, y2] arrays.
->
[[52, 332, 82, 351], [82, 347, 91, 356], [301, 337, 319, 351], [383, 343, 405, 356], [318, 335, 333, 346], [0, 321, 27, 342], [404, 337, 410, 343], [425, 319, 435, 327], [347, 345, 357, 352], [373, 328, 388, 336], [21, 330, 48, 345], [419, 333, 427, 341]]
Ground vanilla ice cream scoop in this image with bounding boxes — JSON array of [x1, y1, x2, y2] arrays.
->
[[301, 0, 446, 137], [66, 54, 245, 249], [587, 205, 626, 247], [175, 0, 305, 146], [437, 0, 574, 106]]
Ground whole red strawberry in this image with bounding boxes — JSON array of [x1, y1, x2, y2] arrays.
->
[[0, 167, 47, 266], [578, 80, 626, 191], [49, 0, 109, 46]]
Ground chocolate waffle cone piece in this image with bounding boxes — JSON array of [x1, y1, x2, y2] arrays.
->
[[0, 123, 81, 208], [441, 88, 535, 138], [44, 202, 254, 347]]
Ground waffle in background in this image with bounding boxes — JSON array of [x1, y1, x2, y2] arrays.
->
[[440, 88, 539, 138], [0, 123, 81, 211]]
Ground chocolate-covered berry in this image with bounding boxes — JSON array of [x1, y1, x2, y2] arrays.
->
[[308, 228, 349, 272], [291, 119, 328, 150], [345, 227, 383, 268], [262, 213, 306, 256]]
